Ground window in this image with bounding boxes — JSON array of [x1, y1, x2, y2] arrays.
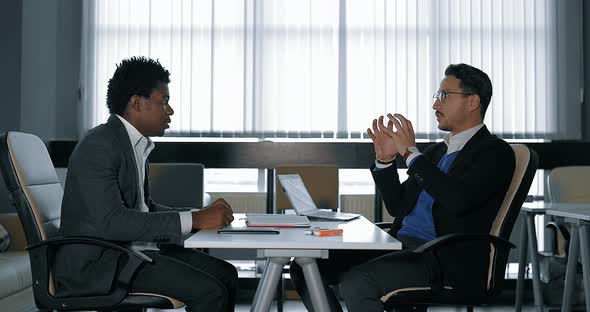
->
[[81, 0, 581, 140], [81, 0, 580, 194]]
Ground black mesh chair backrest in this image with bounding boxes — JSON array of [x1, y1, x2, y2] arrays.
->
[[0, 131, 62, 246]]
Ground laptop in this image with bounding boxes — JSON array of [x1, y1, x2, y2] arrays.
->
[[277, 174, 360, 221]]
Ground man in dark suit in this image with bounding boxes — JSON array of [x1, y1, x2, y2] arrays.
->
[[290, 64, 515, 312], [55, 57, 237, 312]]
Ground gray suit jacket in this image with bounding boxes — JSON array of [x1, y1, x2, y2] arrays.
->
[[55, 115, 186, 297]]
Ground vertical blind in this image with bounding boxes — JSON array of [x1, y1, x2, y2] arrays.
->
[[80, 0, 580, 140]]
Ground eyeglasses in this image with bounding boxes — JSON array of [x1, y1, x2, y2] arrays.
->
[[432, 90, 474, 102]]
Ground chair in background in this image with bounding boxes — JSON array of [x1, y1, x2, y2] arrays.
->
[[275, 165, 339, 213], [547, 166, 590, 204], [149, 162, 211, 209], [0, 131, 184, 311], [380, 144, 538, 312]]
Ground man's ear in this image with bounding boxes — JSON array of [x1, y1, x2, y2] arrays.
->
[[129, 95, 142, 112], [468, 94, 481, 113]]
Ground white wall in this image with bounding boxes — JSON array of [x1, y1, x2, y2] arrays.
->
[[19, 0, 81, 141], [0, 0, 22, 135]]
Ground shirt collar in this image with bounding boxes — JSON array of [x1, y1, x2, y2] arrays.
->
[[116, 114, 154, 153], [443, 124, 484, 154]]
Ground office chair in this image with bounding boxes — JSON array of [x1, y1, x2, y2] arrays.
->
[[0, 131, 184, 311], [149, 162, 211, 208], [547, 166, 590, 204], [378, 144, 538, 312]]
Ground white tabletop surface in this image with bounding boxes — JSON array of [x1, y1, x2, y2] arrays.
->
[[522, 202, 590, 213], [544, 205, 590, 221], [184, 214, 402, 250]]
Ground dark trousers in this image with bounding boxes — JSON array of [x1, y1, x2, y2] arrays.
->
[[290, 235, 430, 312], [130, 245, 238, 312]]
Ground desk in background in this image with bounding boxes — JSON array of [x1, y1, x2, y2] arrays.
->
[[184, 213, 401, 312], [545, 206, 590, 312], [515, 202, 590, 312]]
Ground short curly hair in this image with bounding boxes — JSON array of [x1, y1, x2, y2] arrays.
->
[[106, 56, 171, 115], [445, 63, 492, 120]]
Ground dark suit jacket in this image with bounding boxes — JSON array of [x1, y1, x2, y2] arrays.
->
[[371, 126, 515, 294], [55, 115, 188, 297]]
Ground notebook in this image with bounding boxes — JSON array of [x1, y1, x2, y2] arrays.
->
[[277, 174, 360, 221]]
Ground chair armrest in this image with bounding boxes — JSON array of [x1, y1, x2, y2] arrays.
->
[[413, 233, 515, 254], [375, 222, 392, 231], [27, 236, 152, 310], [0, 212, 27, 250], [26, 236, 152, 262]]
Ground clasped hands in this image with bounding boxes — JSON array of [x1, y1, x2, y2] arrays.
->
[[191, 198, 234, 230], [367, 113, 417, 161]]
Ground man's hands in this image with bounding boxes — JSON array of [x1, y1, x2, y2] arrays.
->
[[191, 198, 234, 230], [367, 113, 417, 159], [367, 115, 398, 161], [387, 113, 416, 157]]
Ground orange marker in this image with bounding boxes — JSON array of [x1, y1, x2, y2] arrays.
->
[[313, 229, 343, 236]]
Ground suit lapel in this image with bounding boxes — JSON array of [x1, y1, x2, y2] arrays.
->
[[107, 115, 140, 210], [432, 144, 447, 165], [447, 126, 491, 174], [144, 160, 151, 210]]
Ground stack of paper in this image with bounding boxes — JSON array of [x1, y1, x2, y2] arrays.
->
[[246, 213, 311, 228]]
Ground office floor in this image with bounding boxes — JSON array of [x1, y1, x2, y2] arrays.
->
[[154, 301, 544, 312], [22, 300, 566, 312]]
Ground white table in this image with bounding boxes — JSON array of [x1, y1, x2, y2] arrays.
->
[[545, 206, 590, 312], [515, 203, 590, 312], [184, 214, 402, 312], [515, 202, 552, 312]]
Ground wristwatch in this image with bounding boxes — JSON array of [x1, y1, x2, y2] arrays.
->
[[402, 146, 419, 159]]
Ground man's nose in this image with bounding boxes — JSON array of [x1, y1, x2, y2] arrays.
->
[[432, 99, 441, 110]]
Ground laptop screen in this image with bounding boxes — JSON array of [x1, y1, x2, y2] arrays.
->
[[277, 174, 318, 214]]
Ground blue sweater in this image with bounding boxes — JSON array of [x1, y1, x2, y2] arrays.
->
[[397, 151, 459, 241]]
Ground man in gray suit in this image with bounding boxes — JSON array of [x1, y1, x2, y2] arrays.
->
[[55, 57, 237, 311]]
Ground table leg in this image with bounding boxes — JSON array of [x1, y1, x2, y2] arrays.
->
[[294, 257, 331, 312], [516, 213, 529, 312], [526, 214, 544, 312], [578, 224, 590, 312], [562, 226, 579, 312], [250, 257, 290, 312]]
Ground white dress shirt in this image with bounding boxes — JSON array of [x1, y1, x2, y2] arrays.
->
[[116, 115, 193, 248], [375, 124, 485, 169]]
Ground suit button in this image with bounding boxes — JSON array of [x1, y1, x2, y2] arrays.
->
[[413, 174, 424, 183]]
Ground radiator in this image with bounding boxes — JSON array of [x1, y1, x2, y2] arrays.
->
[[340, 194, 394, 222]]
